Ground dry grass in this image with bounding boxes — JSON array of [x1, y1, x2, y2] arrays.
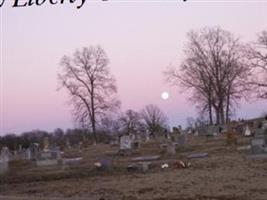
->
[[0, 135, 266, 200]]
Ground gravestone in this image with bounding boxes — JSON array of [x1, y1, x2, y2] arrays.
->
[[194, 130, 199, 136], [262, 120, 267, 130], [120, 135, 132, 150], [127, 161, 151, 173], [207, 126, 219, 136], [0, 147, 10, 174], [43, 137, 50, 152], [29, 143, 40, 160], [36, 148, 61, 167], [251, 136, 265, 154], [26, 148, 31, 160], [0, 147, 10, 161], [19, 145, 22, 152], [187, 152, 208, 159], [167, 142, 176, 155], [255, 128, 264, 137], [244, 125, 251, 136], [177, 134, 187, 146]]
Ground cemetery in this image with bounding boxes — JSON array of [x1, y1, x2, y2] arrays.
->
[[0, 118, 267, 200]]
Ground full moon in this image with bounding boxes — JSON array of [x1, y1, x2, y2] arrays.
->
[[161, 92, 169, 100]]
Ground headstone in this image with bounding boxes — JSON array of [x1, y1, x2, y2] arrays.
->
[[36, 148, 61, 167], [194, 130, 199, 136], [177, 134, 187, 146], [207, 126, 219, 136], [129, 133, 135, 141], [187, 152, 208, 159], [29, 143, 40, 160], [255, 128, 264, 137], [0, 147, 10, 174], [26, 148, 31, 160], [244, 125, 251, 136], [251, 136, 265, 154], [0, 147, 10, 162], [120, 135, 132, 150], [43, 137, 50, 152], [262, 120, 267, 130], [131, 155, 160, 162], [127, 161, 151, 173], [63, 157, 82, 166], [167, 143, 176, 155]]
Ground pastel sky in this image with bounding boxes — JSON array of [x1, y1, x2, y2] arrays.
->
[[1, 0, 267, 135]]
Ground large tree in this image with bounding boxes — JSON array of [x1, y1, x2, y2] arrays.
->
[[58, 46, 120, 143], [248, 30, 267, 99], [165, 27, 251, 125], [141, 104, 168, 137]]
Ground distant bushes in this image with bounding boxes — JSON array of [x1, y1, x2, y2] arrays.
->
[[0, 128, 113, 150]]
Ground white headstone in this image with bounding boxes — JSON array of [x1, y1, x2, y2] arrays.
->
[[120, 135, 132, 150], [244, 126, 251, 136], [194, 130, 199, 136], [26, 148, 31, 160]]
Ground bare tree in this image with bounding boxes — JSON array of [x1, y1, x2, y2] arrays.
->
[[141, 104, 168, 137], [99, 114, 121, 136], [119, 109, 144, 135], [165, 27, 251, 125], [58, 46, 120, 143], [248, 31, 267, 99]]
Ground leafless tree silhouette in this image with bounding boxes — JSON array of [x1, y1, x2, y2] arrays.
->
[[165, 27, 251, 125], [58, 46, 120, 143], [119, 109, 144, 135], [141, 104, 168, 137], [248, 30, 267, 99]]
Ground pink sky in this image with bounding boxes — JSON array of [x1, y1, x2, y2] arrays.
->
[[1, 1, 267, 134]]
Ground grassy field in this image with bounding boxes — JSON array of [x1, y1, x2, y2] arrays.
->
[[0, 135, 266, 200]]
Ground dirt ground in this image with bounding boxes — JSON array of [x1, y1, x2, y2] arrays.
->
[[0, 135, 267, 200]]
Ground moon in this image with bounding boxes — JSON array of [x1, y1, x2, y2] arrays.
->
[[161, 92, 169, 100]]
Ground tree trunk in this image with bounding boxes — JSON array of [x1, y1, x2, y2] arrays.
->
[[219, 101, 225, 125], [226, 87, 230, 123], [214, 106, 220, 125], [91, 84, 97, 144], [208, 82, 213, 125]]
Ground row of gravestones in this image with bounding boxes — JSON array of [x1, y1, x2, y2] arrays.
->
[[195, 124, 265, 137], [0, 144, 63, 175], [195, 125, 226, 136], [119, 131, 188, 153]]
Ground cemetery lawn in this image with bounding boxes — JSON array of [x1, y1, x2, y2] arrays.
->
[[0, 135, 267, 200]]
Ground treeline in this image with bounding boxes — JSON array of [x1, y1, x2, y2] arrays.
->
[[0, 128, 110, 151], [1, 104, 169, 150]]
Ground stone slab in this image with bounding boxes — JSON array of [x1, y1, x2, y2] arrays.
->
[[187, 152, 208, 159]]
